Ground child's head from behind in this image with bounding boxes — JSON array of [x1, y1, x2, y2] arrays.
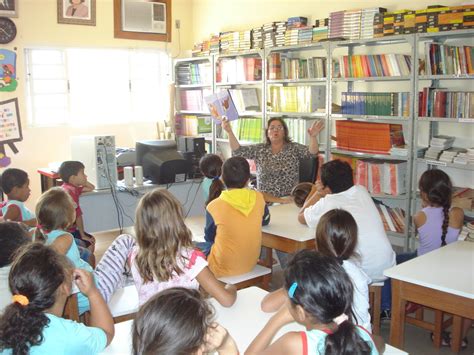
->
[[321, 160, 354, 194], [0, 243, 72, 354], [200, 154, 225, 205], [58, 161, 86, 186], [0, 222, 31, 268], [291, 182, 313, 208], [132, 287, 213, 355], [316, 209, 358, 263], [285, 250, 372, 354], [35, 187, 75, 231], [419, 169, 452, 208], [135, 189, 192, 282], [0, 168, 30, 201], [222, 156, 250, 189]]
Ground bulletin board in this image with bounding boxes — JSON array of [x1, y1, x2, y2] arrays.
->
[[0, 98, 22, 154]]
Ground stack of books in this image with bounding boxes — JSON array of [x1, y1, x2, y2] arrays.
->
[[394, 10, 416, 35], [228, 31, 241, 53], [269, 86, 326, 113], [360, 7, 387, 38], [335, 121, 405, 154], [343, 9, 362, 39], [439, 148, 467, 163], [175, 115, 212, 136], [453, 147, 474, 165], [252, 26, 263, 49], [192, 42, 208, 57], [425, 5, 474, 33], [419, 88, 474, 119], [355, 159, 408, 196], [452, 187, 474, 212], [424, 135, 455, 160], [328, 10, 346, 39], [239, 30, 252, 51], [374, 201, 406, 234], [219, 31, 232, 54], [209, 34, 220, 55], [459, 223, 474, 242], [298, 27, 314, 45], [262, 22, 277, 48], [423, 43, 474, 76], [274, 21, 287, 47], [341, 92, 410, 116], [336, 54, 412, 78], [312, 18, 329, 42], [176, 62, 212, 85]]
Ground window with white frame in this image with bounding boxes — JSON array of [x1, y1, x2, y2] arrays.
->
[[25, 48, 171, 126]]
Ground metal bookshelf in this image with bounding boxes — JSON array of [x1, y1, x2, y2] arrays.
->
[[410, 28, 474, 250]]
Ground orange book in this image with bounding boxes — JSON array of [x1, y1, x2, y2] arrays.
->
[[380, 55, 391, 76]]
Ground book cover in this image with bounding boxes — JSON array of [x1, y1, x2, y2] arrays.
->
[[205, 89, 239, 125]]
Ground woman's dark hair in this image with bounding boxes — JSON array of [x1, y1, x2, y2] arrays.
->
[[265, 117, 292, 145], [285, 250, 372, 355], [321, 160, 354, 194], [291, 182, 313, 208], [0, 168, 28, 194], [316, 209, 358, 263], [222, 156, 250, 189], [132, 287, 214, 355], [0, 243, 71, 355], [419, 169, 453, 246], [0, 222, 31, 267], [199, 154, 225, 205]]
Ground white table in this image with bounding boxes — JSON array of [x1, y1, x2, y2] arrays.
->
[[261, 203, 316, 267], [81, 180, 205, 232], [384, 241, 474, 353], [101, 287, 407, 354]]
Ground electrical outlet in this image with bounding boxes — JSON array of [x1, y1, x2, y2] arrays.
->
[[175, 19, 180, 29]]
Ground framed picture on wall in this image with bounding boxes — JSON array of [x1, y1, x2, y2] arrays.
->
[[57, 0, 96, 26], [0, 0, 18, 18], [113, 0, 172, 42]]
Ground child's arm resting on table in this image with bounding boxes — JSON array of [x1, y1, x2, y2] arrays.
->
[[74, 268, 114, 345], [196, 267, 237, 307], [245, 304, 301, 354], [261, 288, 286, 313]]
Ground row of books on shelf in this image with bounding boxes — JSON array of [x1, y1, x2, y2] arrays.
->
[[341, 92, 410, 117], [423, 43, 474, 76], [176, 62, 212, 85], [335, 54, 411, 78], [424, 136, 474, 165], [267, 53, 327, 80], [419, 89, 474, 118], [375, 202, 406, 234], [219, 117, 262, 143], [268, 86, 326, 113], [216, 57, 262, 83], [335, 121, 405, 155], [283, 118, 310, 145], [329, 7, 387, 40], [175, 115, 212, 136], [179, 89, 212, 112], [374, 5, 474, 37]]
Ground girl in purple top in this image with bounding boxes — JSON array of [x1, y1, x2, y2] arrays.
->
[[414, 169, 464, 256]]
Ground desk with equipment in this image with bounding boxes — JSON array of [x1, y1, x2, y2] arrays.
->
[[101, 287, 408, 354]]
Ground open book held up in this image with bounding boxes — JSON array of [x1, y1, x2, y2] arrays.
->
[[204, 90, 239, 125]]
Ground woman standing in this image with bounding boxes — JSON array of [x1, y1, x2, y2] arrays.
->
[[222, 117, 324, 198]]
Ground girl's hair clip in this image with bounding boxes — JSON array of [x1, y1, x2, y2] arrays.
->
[[288, 282, 298, 299], [212, 176, 220, 181]]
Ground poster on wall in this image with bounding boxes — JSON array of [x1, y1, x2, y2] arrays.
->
[[0, 49, 17, 92], [0, 98, 22, 167]]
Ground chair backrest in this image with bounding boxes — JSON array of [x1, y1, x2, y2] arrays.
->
[[299, 156, 318, 183]]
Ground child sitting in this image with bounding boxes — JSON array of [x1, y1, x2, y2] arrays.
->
[[261, 209, 372, 332], [0, 222, 31, 313], [0, 168, 37, 227], [35, 187, 136, 314], [199, 153, 224, 205], [59, 161, 96, 258], [131, 188, 237, 307], [247, 250, 383, 354], [290, 182, 315, 207], [0, 243, 114, 354], [132, 287, 238, 354], [201, 156, 270, 277]]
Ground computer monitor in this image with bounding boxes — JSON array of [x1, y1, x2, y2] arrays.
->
[[136, 140, 190, 184]]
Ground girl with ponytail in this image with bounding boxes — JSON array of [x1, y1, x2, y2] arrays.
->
[[246, 250, 383, 355], [415, 169, 463, 255], [199, 154, 225, 206], [0, 243, 114, 354]]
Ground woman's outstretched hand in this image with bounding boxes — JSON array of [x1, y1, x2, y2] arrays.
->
[[222, 117, 232, 133], [307, 119, 325, 137]]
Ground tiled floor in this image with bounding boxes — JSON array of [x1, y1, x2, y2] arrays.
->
[[95, 233, 473, 355]]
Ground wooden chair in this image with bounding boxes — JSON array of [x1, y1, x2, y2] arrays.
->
[[368, 281, 383, 335], [108, 285, 139, 323], [218, 264, 272, 290], [63, 293, 80, 322]]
